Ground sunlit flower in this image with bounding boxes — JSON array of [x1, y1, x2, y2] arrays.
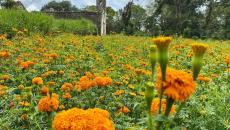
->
[[61, 83, 73, 92], [19, 101, 30, 107], [41, 86, 49, 95], [225, 55, 230, 65], [153, 36, 172, 50], [52, 108, 115, 130], [157, 68, 196, 101], [1, 74, 10, 80], [118, 106, 130, 114], [114, 90, 125, 96], [94, 76, 112, 87], [38, 94, 59, 112], [32, 77, 43, 85], [0, 50, 11, 58], [63, 92, 71, 99], [191, 43, 208, 56]]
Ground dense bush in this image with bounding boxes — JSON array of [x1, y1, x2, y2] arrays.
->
[[53, 18, 96, 35], [0, 9, 96, 37], [0, 9, 53, 37]]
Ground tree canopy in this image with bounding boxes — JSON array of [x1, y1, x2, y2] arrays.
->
[[41, 1, 79, 12]]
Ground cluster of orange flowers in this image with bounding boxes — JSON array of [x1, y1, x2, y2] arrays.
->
[[76, 73, 112, 90], [151, 98, 176, 114], [157, 68, 196, 102], [118, 106, 130, 114], [38, 94, 59, 112], [61, 83, 73, 92], [41, 70, 57, 78], [44, 53, 59, 59], [0, 50, 11, 58], [198, 75, 211, 83], [52, 108, 115, 130], [17, 59, 35, 69]]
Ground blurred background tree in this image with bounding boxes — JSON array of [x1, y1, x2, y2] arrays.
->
[[41, 1, 79, 12]]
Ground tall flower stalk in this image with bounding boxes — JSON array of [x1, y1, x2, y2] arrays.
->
[[153, 36, 172, 114]]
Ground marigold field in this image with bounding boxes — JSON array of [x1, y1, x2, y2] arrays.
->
[[0, 33, 230, 130]]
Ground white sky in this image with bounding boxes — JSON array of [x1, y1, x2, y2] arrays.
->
[[19, 0, 149, 11]]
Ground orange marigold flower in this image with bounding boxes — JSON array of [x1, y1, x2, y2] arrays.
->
[[151, 98, 176, 114], [75, 76, 97, 90], [61, 83, 73, 92], [94, 76, 113, 87], [0, 85, 7, 96], [19, 61, 35, 69], [114, 90, 125, 96], [52, 108, 115, 130], [198, 75, 211, 83], [1, 74, 10, 80], [48, 81, 55, 87], [225, 55, 230, 65], [49, 53, 59, 59], [63, 92, 71, 99], [0, 50, 10, 58], [43, 59, 50, 64], [38, 94, 59, 112], [58, 70, 64, 75], [118, 106, 130, 114], [157, 68, 196, 101], [41, 86, 49, 95], [32, 77, 43, 85], [18, 85, 24, 90], [19, 101, 30, 107]]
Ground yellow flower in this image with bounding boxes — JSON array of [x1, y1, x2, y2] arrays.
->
[[191, 43, 208, 56], [153, 36, 172, 50]]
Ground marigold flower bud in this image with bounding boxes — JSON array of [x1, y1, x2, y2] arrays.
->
[[153, 36, 172, 81], [150, 45, 157, 74], [191, 43, 208, 80], [145, 82, 155, 112]]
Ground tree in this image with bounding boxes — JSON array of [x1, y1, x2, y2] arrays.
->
[[41, 1, 79, 12], [1, 0, 17, 9], [146, 0, 206, 37]]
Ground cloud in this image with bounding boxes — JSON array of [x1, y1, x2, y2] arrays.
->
[[19, 0, 149, 11]]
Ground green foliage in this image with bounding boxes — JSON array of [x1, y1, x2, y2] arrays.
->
[[53, 18, 96, 35], [0, 9, 53, 38], [0, 9, 96, 37], [41, 1, 79, 12]]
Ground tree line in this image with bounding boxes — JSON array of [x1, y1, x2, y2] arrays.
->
[[1, 0, 230, 39]]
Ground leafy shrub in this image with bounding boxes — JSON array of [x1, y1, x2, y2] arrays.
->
[[0, 9, 96, 37], [0, 9, 53, 37], [53, 18, 97, 35]]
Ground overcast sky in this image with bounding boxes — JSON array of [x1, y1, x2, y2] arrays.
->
[[19, 0, 149, 12]]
